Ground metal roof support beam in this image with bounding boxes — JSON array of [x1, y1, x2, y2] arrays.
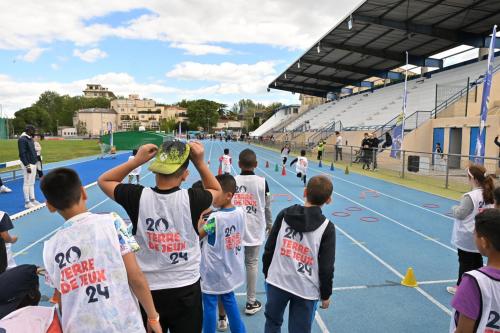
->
[[353, 14, 499, 48], [286, 70, 371, 87], [301, 59, 403, 80], [321, 42, 443, 68], [275, 80, 341, 93], [270, 85, 326, 98]]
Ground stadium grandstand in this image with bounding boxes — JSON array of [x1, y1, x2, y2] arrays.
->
[[255, 0, 500, 171]]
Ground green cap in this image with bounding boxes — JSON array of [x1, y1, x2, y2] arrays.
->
[[148, 141, 190, 175]]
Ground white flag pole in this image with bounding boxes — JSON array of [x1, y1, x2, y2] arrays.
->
[[400, 51, 409, 153]]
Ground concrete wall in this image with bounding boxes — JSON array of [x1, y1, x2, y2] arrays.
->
[[74, 113, 118, 136]]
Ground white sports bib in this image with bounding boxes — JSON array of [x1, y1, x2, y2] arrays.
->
[[43, 213, 144, 333], [136, 188, 201, 290], [233, 175, 266, 246], [200, 208, 245, 294], [451, 188, 493, 252], [450, 270, 500, 333], [266, 218, 329, 300], [221, 155, 232, 173], [296, 156, 308, 175]]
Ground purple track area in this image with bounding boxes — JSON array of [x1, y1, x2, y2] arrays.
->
[[0, 153, 130, 215]]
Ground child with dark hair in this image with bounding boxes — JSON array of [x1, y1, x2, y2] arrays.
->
[[450, 208, 500, 333], [263, 175, 336, 333], [290, 150, 308, 186], [219, 148, 232, 174], [280, 144, 290, 166], [98, 141, 223, 332], [233, 148, 272, 315], [41, 168, 161, 333], [0, 211, 17, 273], [129, 149, 142, 184], [448, 164, 495, 295], [199, 174, 246, 333]]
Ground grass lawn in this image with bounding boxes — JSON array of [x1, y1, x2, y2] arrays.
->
[[0, 139, 100, 164]]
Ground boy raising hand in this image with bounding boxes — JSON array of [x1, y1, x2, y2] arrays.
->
[[99, 141, 222, 333]]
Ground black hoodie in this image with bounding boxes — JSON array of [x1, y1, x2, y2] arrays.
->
[[262, 204, 336, 300]]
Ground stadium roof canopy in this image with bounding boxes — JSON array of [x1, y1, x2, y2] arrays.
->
[[269, 0, 500, 98]]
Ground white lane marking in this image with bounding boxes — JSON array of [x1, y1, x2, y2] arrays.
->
[[12, 172, 153, 257], [12, 196, 110, 258], [248, 143, 454, 220], [11, 181, 98, 221], [256, 165, 452, 317], [247, 143, 456, 253], [233, 279, 456, 295]]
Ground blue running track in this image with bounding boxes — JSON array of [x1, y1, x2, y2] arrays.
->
[[3, 141, 460, 332]]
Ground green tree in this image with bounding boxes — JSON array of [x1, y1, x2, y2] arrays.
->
[[178, 99, 223, 131], [12, 106, 52, 133], [160, 117, 177, 133]]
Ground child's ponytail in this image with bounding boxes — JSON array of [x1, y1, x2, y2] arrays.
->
[[468, 164, 495, 204]]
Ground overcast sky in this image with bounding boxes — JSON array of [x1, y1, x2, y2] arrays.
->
[[0, 0, 364, 116]]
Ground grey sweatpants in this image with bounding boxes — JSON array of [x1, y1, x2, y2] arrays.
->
[[245, 245, 260, 303]]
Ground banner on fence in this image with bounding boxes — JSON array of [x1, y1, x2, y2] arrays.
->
[[390, 113, 404, 159]]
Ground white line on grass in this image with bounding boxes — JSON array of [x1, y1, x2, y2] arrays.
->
[[247, 144, 456, 253], [256, 165, 452, 317], [248, 143, 454, 221]]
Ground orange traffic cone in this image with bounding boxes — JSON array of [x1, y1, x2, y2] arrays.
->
[[281, 165, 287, 176], [401, 267, 418, 287], [265, 161, 269, 168], [49, 289, 60, 304], [360, 191, 366, 199]]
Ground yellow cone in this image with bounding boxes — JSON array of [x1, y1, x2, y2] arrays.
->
[[344, 165, 349, 175], [401, 267, 418, 287]]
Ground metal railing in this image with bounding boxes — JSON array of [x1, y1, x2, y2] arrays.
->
[[252, 139, 500, 194]]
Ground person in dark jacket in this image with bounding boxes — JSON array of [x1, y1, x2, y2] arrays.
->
[[263, 175, 335, 333], [381, 132, 393, 150], [369, 133, 380, 170], [495, 135, 500, 167], [361, 133, 371, 170], [17, 125, 39, 209]]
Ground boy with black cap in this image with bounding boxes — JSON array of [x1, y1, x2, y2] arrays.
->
[[263, 175, 336, 333], [99, 141, 223, 333]]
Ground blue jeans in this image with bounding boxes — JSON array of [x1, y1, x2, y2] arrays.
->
[[264, 284, 318, 333], [202, 292, 246, 333]]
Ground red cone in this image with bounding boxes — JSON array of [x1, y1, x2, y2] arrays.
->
[[281, 165, 287, 176], [265, 161, 269, 168], [218, 162, 222, 175]]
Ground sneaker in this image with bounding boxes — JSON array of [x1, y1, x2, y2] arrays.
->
[[446, 286, 457, 295], [245, 300, 262, 315], [30, 200, 42, 206], [217, 316, 228, 332], [25, 202, 35, 209], [0, 185, 12, 193]]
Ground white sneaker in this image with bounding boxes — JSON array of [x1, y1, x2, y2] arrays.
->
[[30, 200, 41, 206], [446, 286, 457, 295], [0, 185, 12, 193], [25, 202, 35, 209], [217, 316, 228, 332]]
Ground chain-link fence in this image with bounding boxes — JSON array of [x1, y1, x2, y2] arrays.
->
[[252, 139, 500, 195]]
